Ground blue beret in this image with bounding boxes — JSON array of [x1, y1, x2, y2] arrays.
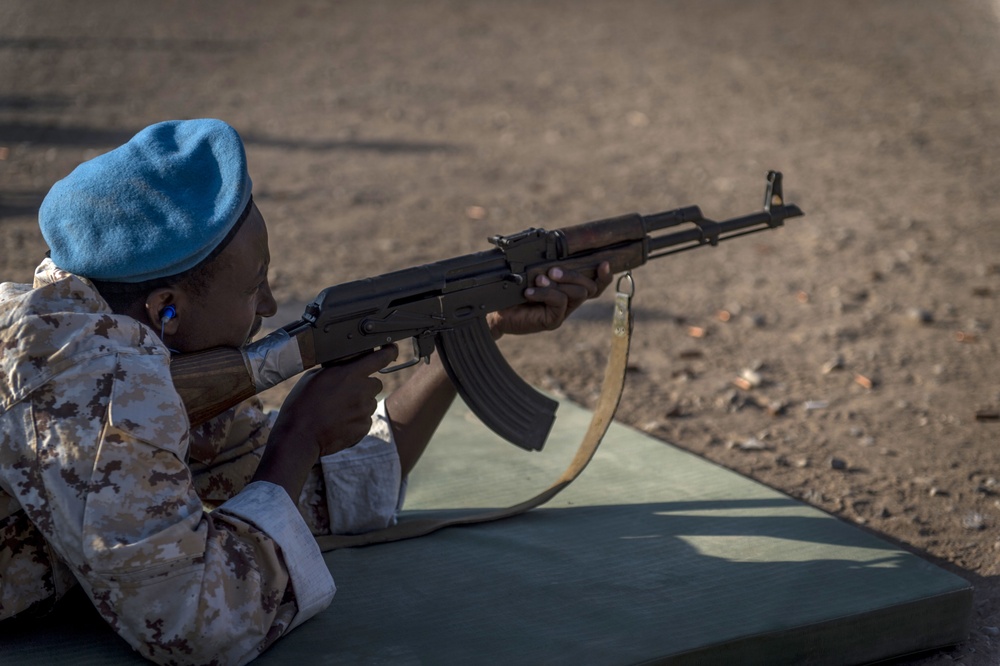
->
[[39, 118, 253, 283]]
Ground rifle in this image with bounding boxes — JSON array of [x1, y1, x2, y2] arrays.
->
[[171, 171, 803, 451]]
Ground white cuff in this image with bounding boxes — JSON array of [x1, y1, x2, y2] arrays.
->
[[320, 400, 406, 534], [219, 481, 335, 630]]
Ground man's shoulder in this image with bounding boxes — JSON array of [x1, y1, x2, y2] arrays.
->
[[0, 264, 167, 410]]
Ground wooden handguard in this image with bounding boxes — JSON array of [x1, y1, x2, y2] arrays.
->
[[556, 212, 646, 254]]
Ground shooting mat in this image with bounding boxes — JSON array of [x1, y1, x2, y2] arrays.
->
[[2, 398, 972, 665]]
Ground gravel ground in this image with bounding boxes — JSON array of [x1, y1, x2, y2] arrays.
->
[[2, 1, 999, 663]]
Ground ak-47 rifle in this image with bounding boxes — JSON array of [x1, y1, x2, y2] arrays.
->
[[171, 171, 803, 451]]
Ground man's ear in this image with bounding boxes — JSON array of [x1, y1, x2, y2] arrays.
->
[[144, 288, 183, 336]]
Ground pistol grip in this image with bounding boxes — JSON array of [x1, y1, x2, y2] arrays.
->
[[435, 318, 558, 451]]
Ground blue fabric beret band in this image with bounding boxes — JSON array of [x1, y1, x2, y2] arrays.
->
[[39, 118, 253, 283]]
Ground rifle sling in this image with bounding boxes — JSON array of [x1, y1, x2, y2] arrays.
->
[[315, 281, 634, 551]]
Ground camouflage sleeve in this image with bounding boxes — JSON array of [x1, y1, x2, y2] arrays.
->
[[34, 351, 334, 665]]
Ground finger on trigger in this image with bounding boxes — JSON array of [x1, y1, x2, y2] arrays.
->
[[367, 344, 399, 371]]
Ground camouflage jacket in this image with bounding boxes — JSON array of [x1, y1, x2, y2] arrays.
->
[[0, 259, 404, 665]]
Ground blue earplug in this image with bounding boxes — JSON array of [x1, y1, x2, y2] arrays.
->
[[160, 305, 176, 339]]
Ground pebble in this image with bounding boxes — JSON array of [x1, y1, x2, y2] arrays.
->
[[982, 625, 1000, 636], [821, 355, 844, 374], [967, 318, 988, 332], [640, 420, 664, 433], [961, 512, 986, 530], [766, 400, 787, 417], [729, 437, 769, 451], [465, 205, 487, 220], [830, 457, 848, 471], [975, 481, 997, 496], [906, 307, 933, 324], [739, 368, 763, 388]]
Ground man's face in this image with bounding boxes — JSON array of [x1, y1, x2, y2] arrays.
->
[[167, 202, 278, 352]]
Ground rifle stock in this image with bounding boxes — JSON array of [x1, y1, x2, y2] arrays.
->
[[171, 347, 257, 427], [171, 171, 804, 446]]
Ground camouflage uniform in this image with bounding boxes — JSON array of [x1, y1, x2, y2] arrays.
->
[[0, 259, 404, 664]]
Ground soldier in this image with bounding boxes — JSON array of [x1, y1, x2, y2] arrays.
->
[[0, 119, 610, 664]]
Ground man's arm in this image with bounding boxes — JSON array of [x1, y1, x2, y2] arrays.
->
[[252, 345, 399, 500], [22, 352, 333, 664]]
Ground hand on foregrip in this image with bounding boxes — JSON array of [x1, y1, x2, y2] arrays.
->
[[273, 345, 399, 458], [487, 262, 613, 337]]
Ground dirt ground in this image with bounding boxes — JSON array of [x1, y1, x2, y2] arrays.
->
[[2, 1, 999, 663]]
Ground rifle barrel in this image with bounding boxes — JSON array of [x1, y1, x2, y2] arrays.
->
[[645, 204, 803, 258]]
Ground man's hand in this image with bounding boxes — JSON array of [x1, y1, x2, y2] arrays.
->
[[486, 262, 613, 338], [252, 345, 399, 500]]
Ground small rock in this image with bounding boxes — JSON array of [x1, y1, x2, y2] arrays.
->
[[730, 437, 769, 451], [981, 625, 1000, 636], [830, 457, 848, 471], [465, 205, 487, 220], [664, 404, 686, 419], [804, 400, 829, 411], [801, 488, 824, 503], [626, 110, 650, 128], [540, 375, 566, 398], [906, 307, 933, 324], [738, 368, 763, 388], [732, 376, 754, 391], [766, 400, 787, 417], [640, 420, 664, 433], [961, 512, 986, 530], [821, 355, 845, 374], [929, 487, 949, 497]]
